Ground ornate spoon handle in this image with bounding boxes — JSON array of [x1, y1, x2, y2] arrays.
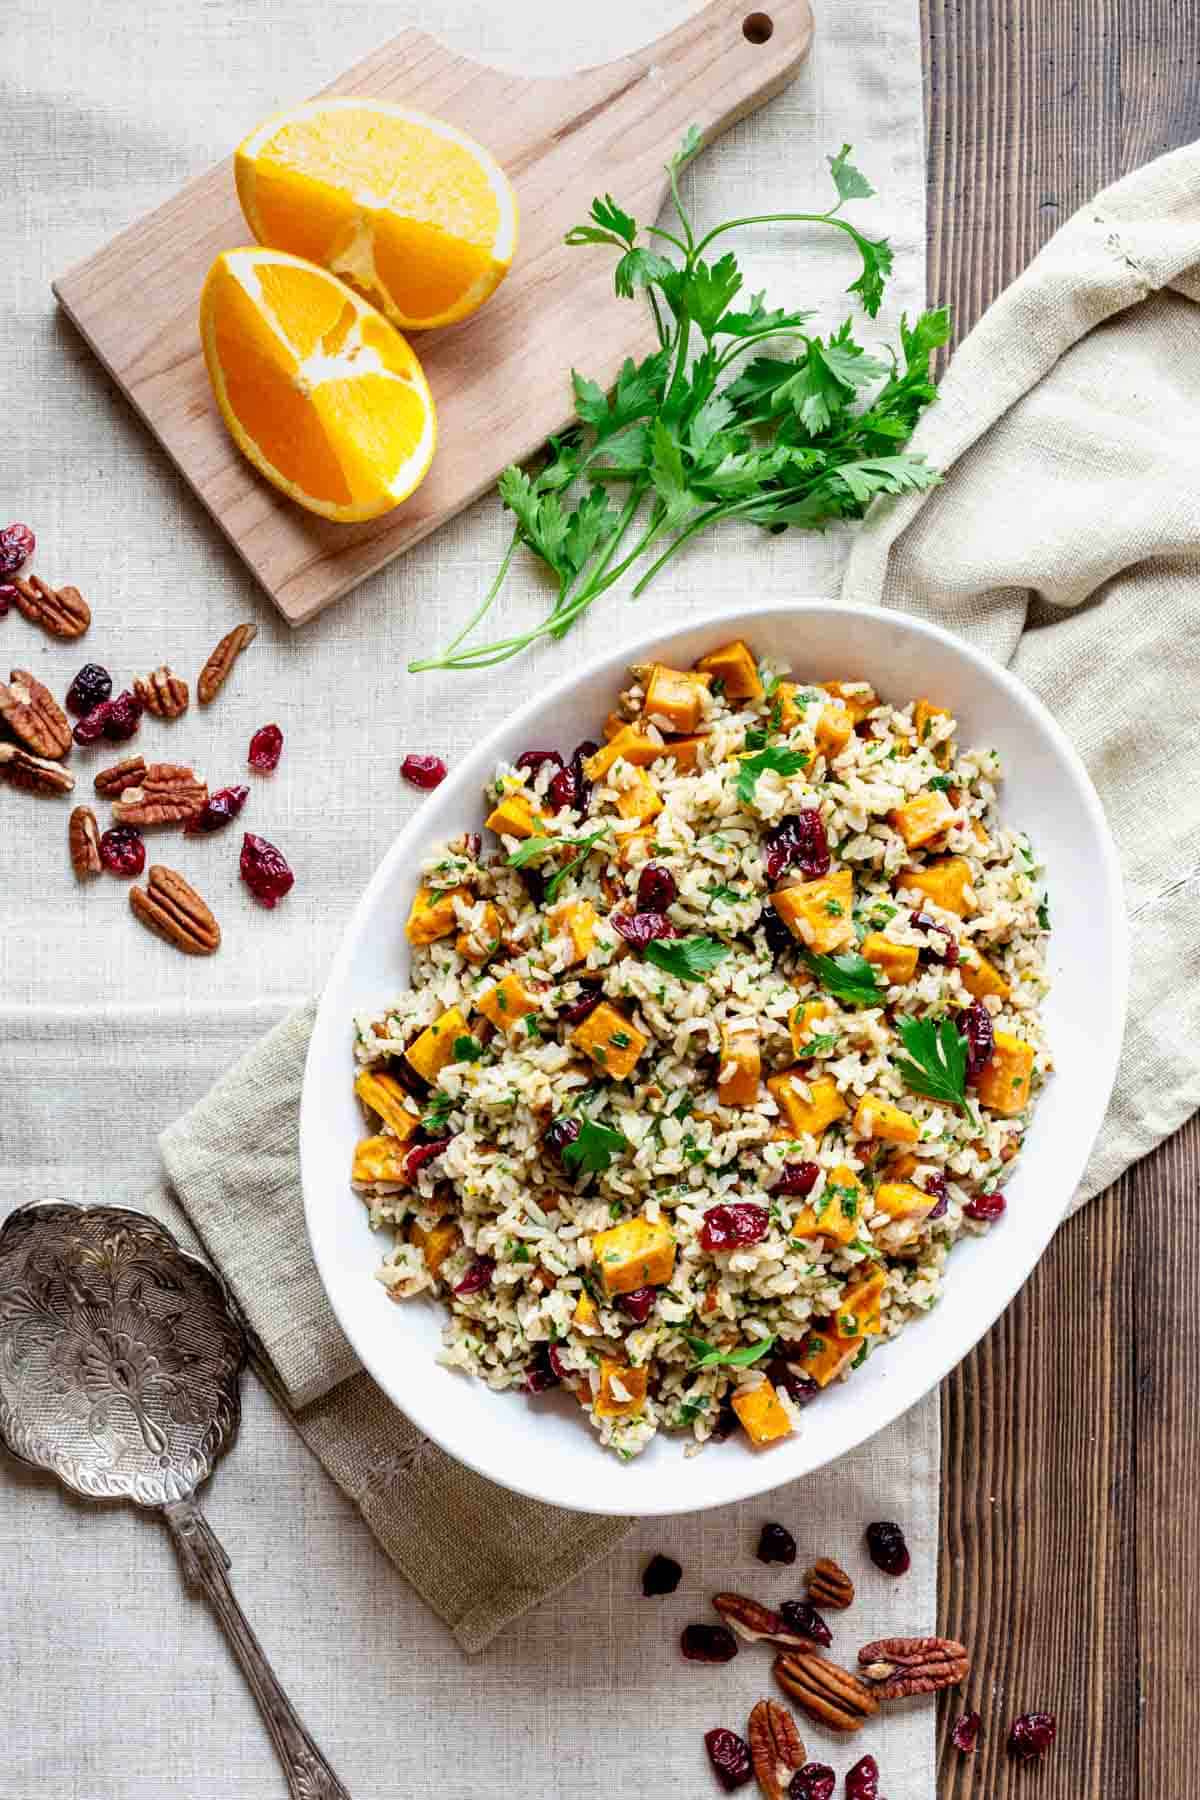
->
[[163, 1496, 352, 1799]]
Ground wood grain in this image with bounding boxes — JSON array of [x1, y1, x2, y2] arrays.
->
[[52, 0, 813, 627], [923, 2, 1200, 1792]]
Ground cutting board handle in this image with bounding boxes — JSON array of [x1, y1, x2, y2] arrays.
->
[[619, 0, 813, 153]]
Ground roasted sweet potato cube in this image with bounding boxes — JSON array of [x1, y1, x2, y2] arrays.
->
[[717, 1020, 761, 1106], [731, 1381, 793, 1446], [643, 663, 710, 735], [770, 868, 856, 954], [885, 1151, 920, 1182], [814, 701, 854, 758], [791, 1164, 862, 1247], [602, 711, 627, 742], [660, 734, 706, 771], [837, 1268, 888, 1338], [404, 1005, 469, 1083], [913, 697, 955, 768], [615, 776, 662, 824], [550, 899, 598, 964], [594, 1356, 649, 1418], [405, 883, 469, 945], [890, 790, 956, 849], [797, 1322, 863, 1387], [768, 1070, 848, 1138], [823, 681, 878, 725], [592, 1215, 675, 1295], [695, 639, 763, 701], [873, 1179, 938, 1243], [959, 944, 1010, 1001], [853, 1093, 920, 1145], [572, 1290, 599, 1332], [975, 1030, 1035, 1116], [616, 827, 654, 870], [354, 1070, 421, 1142], [774, 682, 812, 731], [351, 1134, 409, 1186], [455, 900, 502, 964], [861, 933, 919, 986], [571, 1000, 646, 1078], [485, 792, 542, 840], [897, 857, 975, 917], [477, 973, 538, 1034], [409, 1218, 460, 1276], [583, 726, 666, 781], [789, 997, 832, 1057]]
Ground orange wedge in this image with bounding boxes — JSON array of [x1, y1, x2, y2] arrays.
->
[[200, 248, 436, 522], [235, 99, 518, 331]]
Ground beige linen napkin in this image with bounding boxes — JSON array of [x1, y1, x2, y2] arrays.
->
[[844, 141, 1200, 1204], [158, 1003, 632, 1655]]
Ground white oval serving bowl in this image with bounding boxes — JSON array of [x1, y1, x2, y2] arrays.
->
[[301, 602, 1127, 1516]]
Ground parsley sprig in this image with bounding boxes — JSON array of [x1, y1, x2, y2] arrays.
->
[[800, 947, 885, 1006], [684, 1333, 776, 1371], [412, 139, 947, 673], [563, 1117, 628, 1175], [508, 828, 608, 904], [736, 745, 810, 805], [894, 1015, 978, 1124], [644, 935, 730, 983]]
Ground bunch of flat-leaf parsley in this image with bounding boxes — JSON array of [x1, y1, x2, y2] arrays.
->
[[412, 133, 948, 674]]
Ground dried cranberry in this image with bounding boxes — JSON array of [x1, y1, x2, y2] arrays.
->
[[559, 981, 603, 1025], [401, 753, 447, 789], [960, 998, 995, 1080], [547, 1344, 571, 1381], [789, 1767, 835, 1800], [641, 1553, 682, 1597], [620, 1285, 656, 1323], [544, 1116, 581, 1159], [248, 723, 284, 772], [0, 524, 35, 576], [779, 1599, 832, 1646], [612, 910, 677, 948], [515, 750, 563, 782], [762, 907, 794, 961], [756, 1521, 797, 1565], [774, 1160, 820, 1197], [911, 909, 959, 967], [0, 583, 16, 616], [547, 765, 576, 811], [240, 832, 295, 908], [1007, 1712, 1056, 1763], [72, 702, 112, 745], [65, 663, 112, 716], [185, 784, 250, 835], [769, 1358, 820, 1410], [550, 739, 597, 816], [637, 863, 677, 912], [98, 825, 145, 877], [865, 1520, 910, 1576], [452, 1257, 494, 1296], [964, 1189, 1006, 1222], [844, 1755, 879, 1800], [404, 1137, 452, 1183], [699, 1203, 770, 1252], [680, 1624, 738, 1663], [462, 832, 482, 860], [103, 690, 143, 742], [765, 809, 829, 882], [703, 1728, 753, 1792], [523, 1346, 561, 1394], [518, 865, 546, 906], [923, 1170, 950, 1221], [951, 1710, 981, 1755]]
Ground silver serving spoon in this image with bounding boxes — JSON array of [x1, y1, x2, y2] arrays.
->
[[0, 1199, 351, 1800]]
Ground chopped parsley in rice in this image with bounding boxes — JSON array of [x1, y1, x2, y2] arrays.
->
[[350, 637, 1051, 1461]]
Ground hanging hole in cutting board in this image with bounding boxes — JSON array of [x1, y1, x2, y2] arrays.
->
[[743, 12, 774, 43]]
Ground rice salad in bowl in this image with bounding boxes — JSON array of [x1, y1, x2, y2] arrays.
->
[[350, 637, 1051, 1463]]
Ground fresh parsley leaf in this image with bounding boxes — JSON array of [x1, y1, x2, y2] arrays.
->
[[643, 935, 730, 983], [827, 143, 875, 204], [705, 882, 745, 905], [894, 1015, 977, 1121], [563, 1117, 629, 1176], [929, 774, 954, 792], [682, 253, 743, 337], [668, 124, 703, 173], [421, 1092, 454, 1133], [452, 1035, 482, 1063], [1037, 898, 1051, 930], [800, 947, 886, 1006], [736, 745, 809, 805], [648, 418, 694, 527], [684, 1333, 776, 1371], [568, 193, 637, 247]]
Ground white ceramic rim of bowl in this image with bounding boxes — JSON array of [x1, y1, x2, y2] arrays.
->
[[301, 600, 1128, 1516]]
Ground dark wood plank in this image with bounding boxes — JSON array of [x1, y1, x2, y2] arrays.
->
[[922, 2, 1200, 1792]]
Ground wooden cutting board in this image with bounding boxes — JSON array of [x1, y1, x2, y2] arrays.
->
[[53, 2, 813, 626]]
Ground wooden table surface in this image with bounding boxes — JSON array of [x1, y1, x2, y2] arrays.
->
[[923, 3, 1199, 1792]]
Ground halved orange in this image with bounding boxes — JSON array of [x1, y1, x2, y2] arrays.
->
[[200, 248, 436, 522], [235, 99, 518, 331]]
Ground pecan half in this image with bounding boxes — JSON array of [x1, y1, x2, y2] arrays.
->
[[94, 755, 147, 798], [857, 1636, 969, 1700], [69, 805, 102, 878], [10, 575, 90, 638], [748, 1698, 805, 1800], [198, 623, 257, 705], [0, 670, 73, 759], [133, 665, 189, 719], [129, 866, 220, 955], [773, 1652, 878, 1734], [713, 1593, 812, 1651], [0, 743, 74, 795], [111, 764, 208, 827], [805, 1558, 855, 1611]]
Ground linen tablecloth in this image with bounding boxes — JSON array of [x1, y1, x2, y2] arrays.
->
[[0, 1, 937, 1795]]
